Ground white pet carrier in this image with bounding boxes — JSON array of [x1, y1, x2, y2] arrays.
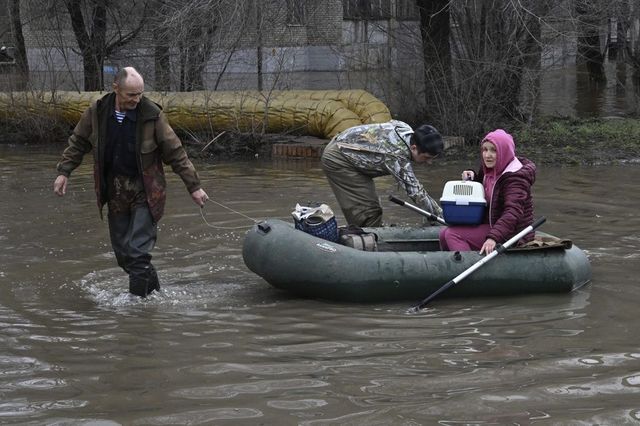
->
[[440, 180, 486, 225]]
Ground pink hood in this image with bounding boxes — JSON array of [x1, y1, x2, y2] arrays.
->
[[482, 129, 522, 200]]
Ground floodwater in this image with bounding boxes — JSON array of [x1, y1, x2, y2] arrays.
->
[[539, 61, 640, 118], [1, 144, 639, 425]]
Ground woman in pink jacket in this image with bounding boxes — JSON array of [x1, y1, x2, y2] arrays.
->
[[439, 129, 536, 254]]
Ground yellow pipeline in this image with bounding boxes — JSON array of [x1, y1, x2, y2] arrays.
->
[[0, 89, 391, 139]]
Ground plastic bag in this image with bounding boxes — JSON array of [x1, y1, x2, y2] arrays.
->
[[291, 203, 338, 242]]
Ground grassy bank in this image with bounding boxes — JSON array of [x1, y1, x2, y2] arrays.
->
[[443, 117, 640, 165], [3, 115, 640, 165]]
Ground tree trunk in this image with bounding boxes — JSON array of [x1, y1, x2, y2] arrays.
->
[[82, 51, 102, 91], [417, 0, 450, 72], [416, 0, 450, 123], [183, 27, 200, 91], [519, 1, 553, 122], [66, 0, 107, 91], [255, 0, 263, 91], [9, 0, 29, 89], [154, 40, 171, 91], [151, 0, 171, 91], [576, 0, 606, 83], [66, 1, 146, 91]]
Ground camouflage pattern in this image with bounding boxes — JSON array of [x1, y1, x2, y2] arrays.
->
[[331, 120, 442, 217]]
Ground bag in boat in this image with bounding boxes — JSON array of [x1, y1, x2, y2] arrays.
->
[[292, 203, 339, 242], [338, 225, 377, 251]]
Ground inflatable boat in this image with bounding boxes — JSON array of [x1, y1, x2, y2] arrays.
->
[[242, 219, 592, 303]]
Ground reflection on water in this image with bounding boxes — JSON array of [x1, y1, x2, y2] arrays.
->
[[1, 145, 640, 424], [540, 61, 639, 117]]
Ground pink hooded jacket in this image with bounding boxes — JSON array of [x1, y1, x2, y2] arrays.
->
[[478, 129, 536, 244]]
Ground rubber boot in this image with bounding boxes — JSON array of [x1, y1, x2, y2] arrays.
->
[[129, 274, 150, 297], [129, 265, 161, 297], [148, 265, 161, 293]]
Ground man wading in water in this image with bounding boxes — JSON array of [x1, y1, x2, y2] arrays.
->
[[53, 66, 209, 297]]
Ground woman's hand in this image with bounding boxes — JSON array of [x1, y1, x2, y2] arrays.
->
[[479, 238, 496, 255], [462, 170, 475, 181]]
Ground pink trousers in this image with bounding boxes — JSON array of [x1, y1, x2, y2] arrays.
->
[[439, 224, 492, 251]]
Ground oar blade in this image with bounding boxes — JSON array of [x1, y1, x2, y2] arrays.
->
[[410, 279, 456, 312]]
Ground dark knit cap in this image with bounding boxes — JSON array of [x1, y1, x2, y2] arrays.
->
[[412, 124, 443, 156]]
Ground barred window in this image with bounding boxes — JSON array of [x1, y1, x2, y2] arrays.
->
[[343, 0, 392, 20]]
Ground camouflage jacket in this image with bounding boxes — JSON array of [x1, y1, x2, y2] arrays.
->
[[56, 92, 201, 223], [332, 120, 442, 216]]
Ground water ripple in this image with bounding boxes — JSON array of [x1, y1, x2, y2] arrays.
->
[[187, 361, 323, 376], [173, 378, 329, 399], [0, 399, 87, 417], [0, 356, 50, 378], [267, 399, 328, 410], [2, 151, 640, 424], [138, 408, 263, 424]]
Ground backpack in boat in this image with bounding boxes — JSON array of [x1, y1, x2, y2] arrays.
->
[[338, 225, 378, 251], [291, 203, 339, 243]]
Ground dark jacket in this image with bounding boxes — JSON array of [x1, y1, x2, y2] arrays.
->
[[476, 156, 536, 244], [56, 92, 201, 222]]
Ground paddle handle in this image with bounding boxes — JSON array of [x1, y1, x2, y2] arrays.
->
[[411, 216, 547, 311], [388, 195, 448, 226], [495, 216, 546, 254]]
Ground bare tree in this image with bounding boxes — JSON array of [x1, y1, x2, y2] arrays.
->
[[150, 0, 171, 90], [152, 0, 250, 92], [416, 0, 450, 123], [255, 0, 263, 91], [621, 1, 640, 83], [408, 0, 558, 138], [64, 0, 149, 90], [575, 0, 607, 83], [8, 0, 30, 89]]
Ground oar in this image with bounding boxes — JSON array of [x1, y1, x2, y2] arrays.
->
[[388, 195, 448, 226], [409, 216, 547, 313]]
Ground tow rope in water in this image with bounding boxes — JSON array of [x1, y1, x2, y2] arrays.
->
[[199, 199, 258, 230]]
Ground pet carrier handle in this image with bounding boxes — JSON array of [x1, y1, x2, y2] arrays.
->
[[388, 195, 448, 226]]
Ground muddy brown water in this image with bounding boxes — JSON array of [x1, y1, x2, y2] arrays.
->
[[1, 144, 639, 424]]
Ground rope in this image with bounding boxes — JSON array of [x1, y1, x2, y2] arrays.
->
[[199, 199, 258, 230], [198, 199, 292, 230]]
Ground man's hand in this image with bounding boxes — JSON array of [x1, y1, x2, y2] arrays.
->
[[191, 188, 209, 207], [53, 175, 68, 196]]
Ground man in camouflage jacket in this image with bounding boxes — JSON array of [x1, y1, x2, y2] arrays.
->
[[321, 120, 443, 227], [53, 67, 208, 297]]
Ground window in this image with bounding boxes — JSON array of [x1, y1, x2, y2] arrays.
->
[[343, 0, 392, 20]]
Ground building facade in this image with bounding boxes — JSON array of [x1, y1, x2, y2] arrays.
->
[[2, 0, 426, 119]]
